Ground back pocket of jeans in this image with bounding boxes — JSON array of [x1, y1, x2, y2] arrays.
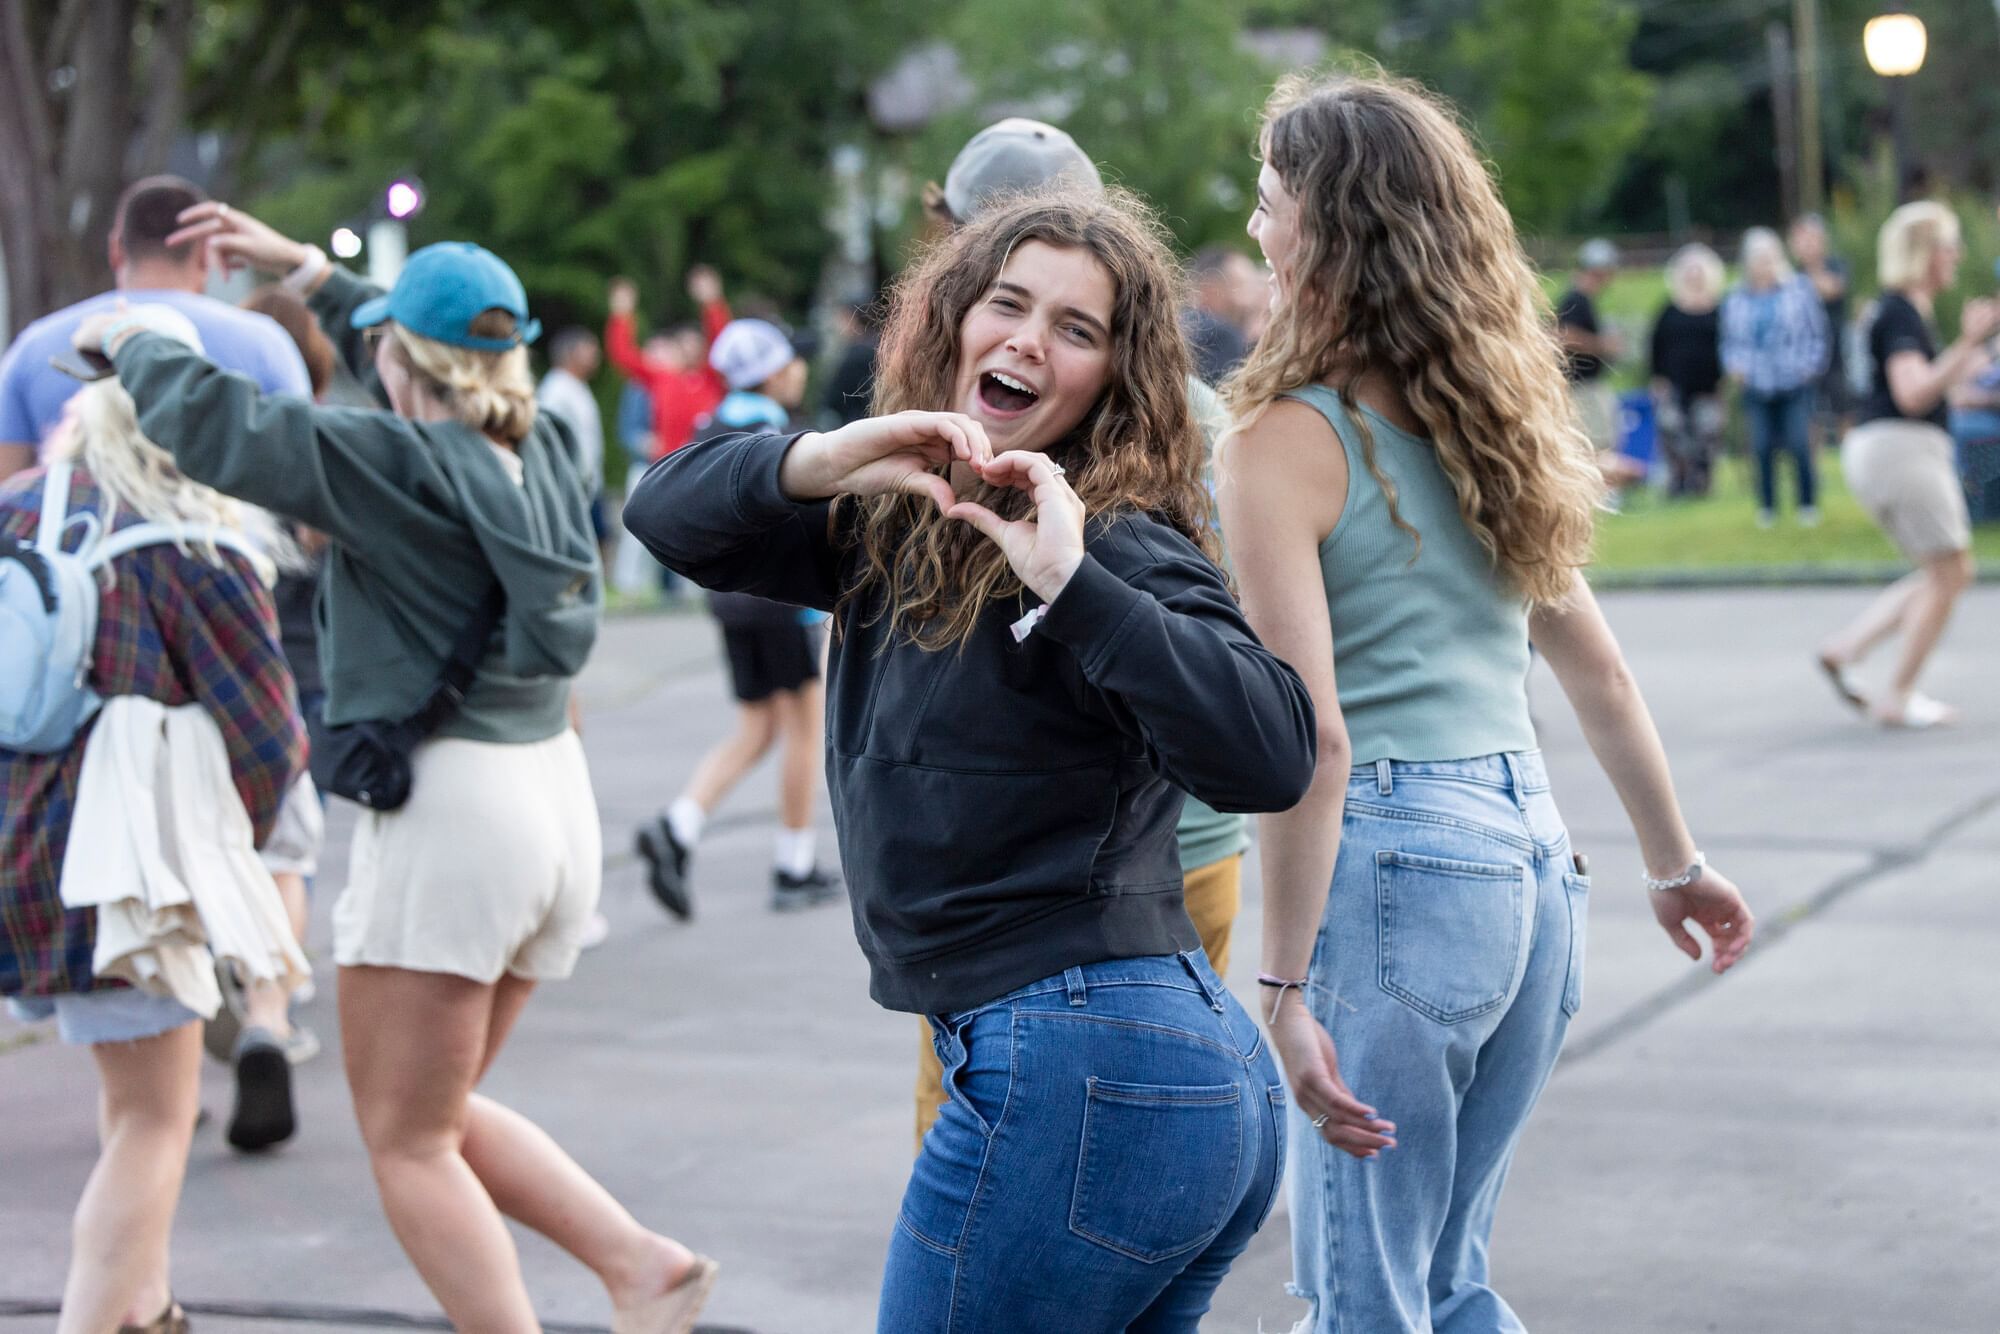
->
[[1069, 1078, 1242, 1264], [1376, 850, 1527, 1024], [1561, 872, 1590, 1018]]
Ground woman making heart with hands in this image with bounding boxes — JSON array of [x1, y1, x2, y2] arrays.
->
[[627, 189, 1314, 1332], [776, 410, 1086, 602]]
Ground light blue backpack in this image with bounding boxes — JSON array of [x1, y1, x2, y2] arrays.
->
[[0, 458, 265, 753]]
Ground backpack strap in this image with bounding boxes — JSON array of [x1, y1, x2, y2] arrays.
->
[[88, 522, 277, 586], [35, 458, 73, 554], [0, 534, 57, 611]]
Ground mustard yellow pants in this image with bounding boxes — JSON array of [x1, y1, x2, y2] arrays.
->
[[911, 852, 1244, 1150]]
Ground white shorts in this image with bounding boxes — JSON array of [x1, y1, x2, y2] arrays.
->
[[332, 730, 601, 984]]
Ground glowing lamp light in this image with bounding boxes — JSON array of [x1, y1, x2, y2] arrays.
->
[[385, 180, 424, 220], [330, 227, 363, 260], [1864, 12, 1927, 77]]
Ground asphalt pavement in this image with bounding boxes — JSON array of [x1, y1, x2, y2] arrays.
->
[[3, 585, 1996, 1333]]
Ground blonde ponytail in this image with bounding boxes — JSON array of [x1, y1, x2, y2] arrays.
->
[[387, 311, 538, 445]]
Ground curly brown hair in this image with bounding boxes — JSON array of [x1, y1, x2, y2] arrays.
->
[[843, 187, 1216, 649], [1223, 71, 1602, 606]]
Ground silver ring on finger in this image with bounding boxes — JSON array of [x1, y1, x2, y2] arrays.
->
[[1310, 1113, 1330, 1129], [218, 203, 230, 220], [1046, 462, 1066, 477]]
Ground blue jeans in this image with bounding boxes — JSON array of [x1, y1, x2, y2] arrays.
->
[[8, 989, 201, 1045], [881, 952, 1286, 1333], [1743, 386, 1816, 513], [1289, 753, 1585, 1334]]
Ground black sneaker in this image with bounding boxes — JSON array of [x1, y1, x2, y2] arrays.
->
[[636, 816, 694, 921], [226, 1027, 297, 1152], [771, 865, 843, 913]]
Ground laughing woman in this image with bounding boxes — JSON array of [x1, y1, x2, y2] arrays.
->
[[625, 190, 1314, 1332], [1220, 73, 1757, 1333]]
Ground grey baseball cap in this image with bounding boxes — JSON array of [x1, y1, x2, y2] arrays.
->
[[943, 118, 1104, 222], [1577, 238, 1622, 271]]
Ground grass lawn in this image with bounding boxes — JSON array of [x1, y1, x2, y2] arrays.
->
[[1592, 447, 2000, 574]]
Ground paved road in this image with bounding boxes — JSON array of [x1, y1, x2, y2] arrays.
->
[[4, 586, 1996, 1333]]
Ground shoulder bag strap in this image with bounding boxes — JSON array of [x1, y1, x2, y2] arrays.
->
[[405, 582, 508, 736]]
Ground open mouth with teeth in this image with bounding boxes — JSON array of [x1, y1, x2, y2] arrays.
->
[[977, 369, 1041, 415]]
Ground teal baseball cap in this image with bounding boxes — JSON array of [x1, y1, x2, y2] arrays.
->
[[350, 241, 541, 351]]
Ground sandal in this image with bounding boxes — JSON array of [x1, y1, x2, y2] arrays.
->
[[1816, 655, 1866, 713], [1875, 692, 1957, 730], [118, 1296, 189, 1333], [612, 1254, 719, 1334]]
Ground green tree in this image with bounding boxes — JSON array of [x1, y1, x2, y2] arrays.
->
[[909, 0, 1281, 252], [0, 0, 374, 334], [243, 0, 923, 332], [1442, 0, 1653, 233]]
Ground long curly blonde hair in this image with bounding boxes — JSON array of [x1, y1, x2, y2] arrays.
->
[[843, 188, 1215, 649], [1224, 71, 1601, 606]]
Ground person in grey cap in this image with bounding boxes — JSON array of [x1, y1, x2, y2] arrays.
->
[[908, 122, 1258, 1158], [1556, 238, 1633, 472], [923, 116, 1105, 227]]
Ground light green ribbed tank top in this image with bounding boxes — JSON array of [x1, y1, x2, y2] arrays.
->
[[1285, 384, 1536, 765]]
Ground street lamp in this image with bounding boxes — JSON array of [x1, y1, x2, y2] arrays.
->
[[1864, 9, 1927, 201], [368, 177, 425, 288], [1863, 11, 1926, 75]]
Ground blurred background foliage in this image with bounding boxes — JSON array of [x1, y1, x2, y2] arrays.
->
[[7, 0, 2000, 337]]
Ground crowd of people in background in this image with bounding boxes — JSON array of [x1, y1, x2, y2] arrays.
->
[[2, 46, 1993, 1334], [1547, 197, 1997, 727]]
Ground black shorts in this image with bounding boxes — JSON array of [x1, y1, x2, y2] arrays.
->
[[721, 624, 819, 703]]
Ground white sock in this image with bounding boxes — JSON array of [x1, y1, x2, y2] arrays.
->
[[667, 797, 706, 849], [774, 827, 816, 879]]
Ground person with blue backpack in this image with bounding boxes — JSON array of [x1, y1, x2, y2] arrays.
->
[[73, 200, 717, 1334], [0, 304, 306, 1334]]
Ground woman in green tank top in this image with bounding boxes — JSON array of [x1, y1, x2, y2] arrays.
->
[[1217, 73, 1757, 1334]]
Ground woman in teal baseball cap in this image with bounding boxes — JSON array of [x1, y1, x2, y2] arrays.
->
[[74, 203, 717, 1334]]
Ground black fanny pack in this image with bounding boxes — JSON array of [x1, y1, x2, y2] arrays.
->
[[310, 584, 505, 811]]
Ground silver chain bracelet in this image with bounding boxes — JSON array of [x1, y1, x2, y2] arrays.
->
[[1643, 850, 1707, 892]]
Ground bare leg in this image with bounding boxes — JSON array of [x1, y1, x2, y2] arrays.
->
[[339, 964, 538, 1331], [1821, 571, 1925, 668], [58, 1020, 202, 1334], [240, 978, 294, 1037], [681, 700, 777, 814], [274, 870, 309, 947], [1878, 551, 1975, 715], [770, 686, 821, 832], [462, 975, 693, 1310]]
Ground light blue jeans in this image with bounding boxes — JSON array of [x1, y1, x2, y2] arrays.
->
[[881, 952, 1286, 1332], [1289, 752, 1586, 1333]]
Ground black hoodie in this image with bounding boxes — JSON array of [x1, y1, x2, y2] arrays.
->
[[625, 431, 1315, 1013]]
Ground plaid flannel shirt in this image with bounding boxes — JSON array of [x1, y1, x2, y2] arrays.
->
[[1, 467, 304, 997], [1721, 275, 1830, 396]]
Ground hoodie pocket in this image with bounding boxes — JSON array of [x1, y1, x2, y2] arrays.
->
[[839, 754, 1120, 965]]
